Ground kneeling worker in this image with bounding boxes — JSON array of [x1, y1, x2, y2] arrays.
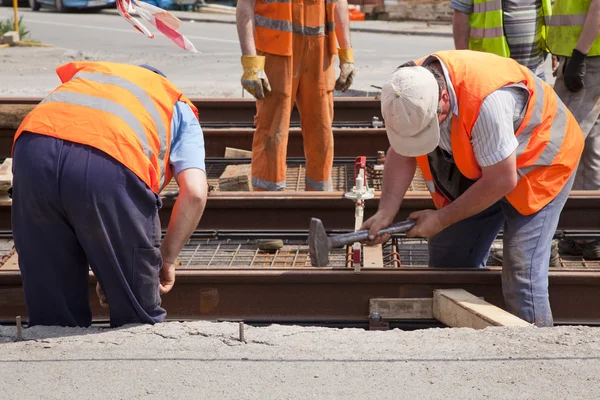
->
[[362, 50, 584, 327], [12, 62, 208, 328]]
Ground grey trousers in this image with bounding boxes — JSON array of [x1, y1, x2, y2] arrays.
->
[[554, 55, 600, 190]]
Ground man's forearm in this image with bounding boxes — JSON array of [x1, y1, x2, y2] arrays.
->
[[576, 0, 600, 54], [160, 172, 208, 263], [378, 148, 416, 217], [236, 0, 257, 56], [452, 10, 470, 50], [334, 0, 352, 49]]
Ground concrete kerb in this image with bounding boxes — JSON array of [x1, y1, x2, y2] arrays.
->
[[99, 9, 452, 38]]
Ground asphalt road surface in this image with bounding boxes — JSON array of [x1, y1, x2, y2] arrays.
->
[[0, 8, 455, 97]]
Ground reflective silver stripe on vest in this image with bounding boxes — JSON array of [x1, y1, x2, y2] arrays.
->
[[306, 177, 332, 191], [328, 20, 335, 32], [473, 0, 502, 13], [536, 100, 567, 165], [252, 177, 286, 191], [293, 24, 326, 36], [72, 72, 169, 188], [545, 14, 587, 26], [259, 0, 291, 3], [470, 26, 504, 38], [255, 14, 331, 36], [515, 75, 568, 177], [255, 14, 292, 32], [515, 76, 545, 157], [425, 180, 436, 193], [40, 91, 153, 160]]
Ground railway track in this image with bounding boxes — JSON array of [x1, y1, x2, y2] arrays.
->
[[0, 97, 385, 158], [1, 97, 600, 326], [1, 231, 599, 325], [0, 156, 597, 231]]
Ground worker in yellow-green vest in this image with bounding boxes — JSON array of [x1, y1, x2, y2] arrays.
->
[[451, 0, 552, 80], [547, 0, 600, 260]]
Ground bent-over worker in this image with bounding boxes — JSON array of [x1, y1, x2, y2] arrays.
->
[[362, 50, 584, 327], [236, 0, 355, 191], [12, 62, 208, 328]]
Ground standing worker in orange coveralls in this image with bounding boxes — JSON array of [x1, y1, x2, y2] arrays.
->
[[236, 0, 356, 191]]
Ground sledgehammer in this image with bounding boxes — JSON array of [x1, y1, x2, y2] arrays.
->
[[308, 217, 416, 267]]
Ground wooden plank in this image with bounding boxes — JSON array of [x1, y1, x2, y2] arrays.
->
[[362, 244, 384, 268], [370, 298, 433, 319], [224, 147, 252, 159], [218, 164, 253, 191], [0, 158, 11, 192], [1, 251, 18, 270], [433, 289, 532, 329]]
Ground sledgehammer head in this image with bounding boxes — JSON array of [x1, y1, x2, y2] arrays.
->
[[309, 218, 331, 267]]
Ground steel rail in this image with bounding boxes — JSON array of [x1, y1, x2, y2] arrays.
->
[[0, 97, 382, 124], [0, 97, 384, 158], [1, 268, 599, 325], [0, 191, 597, 231]]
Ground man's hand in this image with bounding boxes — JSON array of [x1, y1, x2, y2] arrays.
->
[[159, 261, 176, 295], [564, 49, 587, 92], [335, 48, 355, 92], [405, 210, 447, 238], [96, 282, 109, 308], [241, 55, 271, 100], [360, 210, 395, 246]]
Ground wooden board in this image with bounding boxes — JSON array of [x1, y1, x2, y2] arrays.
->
[[362, 244, 384, 268], [218, 164, 253, 191], [224, 147, 252, 159], [370, 298, 433, 319], [0, 158, 12, 192], [433, 289, 532, 329], [1, 251, 19, 270]]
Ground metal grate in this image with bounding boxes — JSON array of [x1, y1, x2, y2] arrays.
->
[[175, 238, 402, 269], [161, 161, 427, 194], [173, 237, 600, 270]]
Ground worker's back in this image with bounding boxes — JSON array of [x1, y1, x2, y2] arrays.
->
[[14, 61, 197, 194]]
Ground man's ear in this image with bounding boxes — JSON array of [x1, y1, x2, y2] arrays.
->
[[441, 89, 450, 105]]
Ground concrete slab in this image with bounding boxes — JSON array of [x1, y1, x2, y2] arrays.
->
[[0, 322, 599, 399]]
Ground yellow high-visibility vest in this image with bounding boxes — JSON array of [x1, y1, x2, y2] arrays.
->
[[469, 0, 552, 57], [546, 0, 600, 56]]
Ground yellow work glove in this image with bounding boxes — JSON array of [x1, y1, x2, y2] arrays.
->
[[335, 48, 356, 92], [241, 55, 272, 100]]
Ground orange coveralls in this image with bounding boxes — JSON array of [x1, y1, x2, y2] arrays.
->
[[251, 0, 337, 191]]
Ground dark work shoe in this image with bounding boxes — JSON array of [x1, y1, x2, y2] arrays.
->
[[582, 240, 600, 260], [549, 240, 560, 268], [489, 241, 559, 268], [558, 238, 584, 256]]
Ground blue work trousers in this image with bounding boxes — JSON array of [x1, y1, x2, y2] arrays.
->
[[427, 171, 576, 327], [12, 133, 166, 327]]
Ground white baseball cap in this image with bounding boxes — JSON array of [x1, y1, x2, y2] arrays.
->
[[380, 66, 440, 157]]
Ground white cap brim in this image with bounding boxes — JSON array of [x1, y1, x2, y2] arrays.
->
[[386, 115, 440, 157]]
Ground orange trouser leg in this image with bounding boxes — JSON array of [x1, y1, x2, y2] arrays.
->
[[252, 51, 298, 191], [295, 35, 335, 191]]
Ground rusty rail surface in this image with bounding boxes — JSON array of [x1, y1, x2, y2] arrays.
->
[[0, 97, 384, 158], [1, 269, 599, 325]]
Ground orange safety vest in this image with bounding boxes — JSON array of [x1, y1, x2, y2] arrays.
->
[[13, 61, 199, 194], [254, 0, 337, 57], [414, 50, 584, 215]]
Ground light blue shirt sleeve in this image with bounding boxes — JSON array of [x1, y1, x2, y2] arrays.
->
[[169, 101, 206, 178]]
